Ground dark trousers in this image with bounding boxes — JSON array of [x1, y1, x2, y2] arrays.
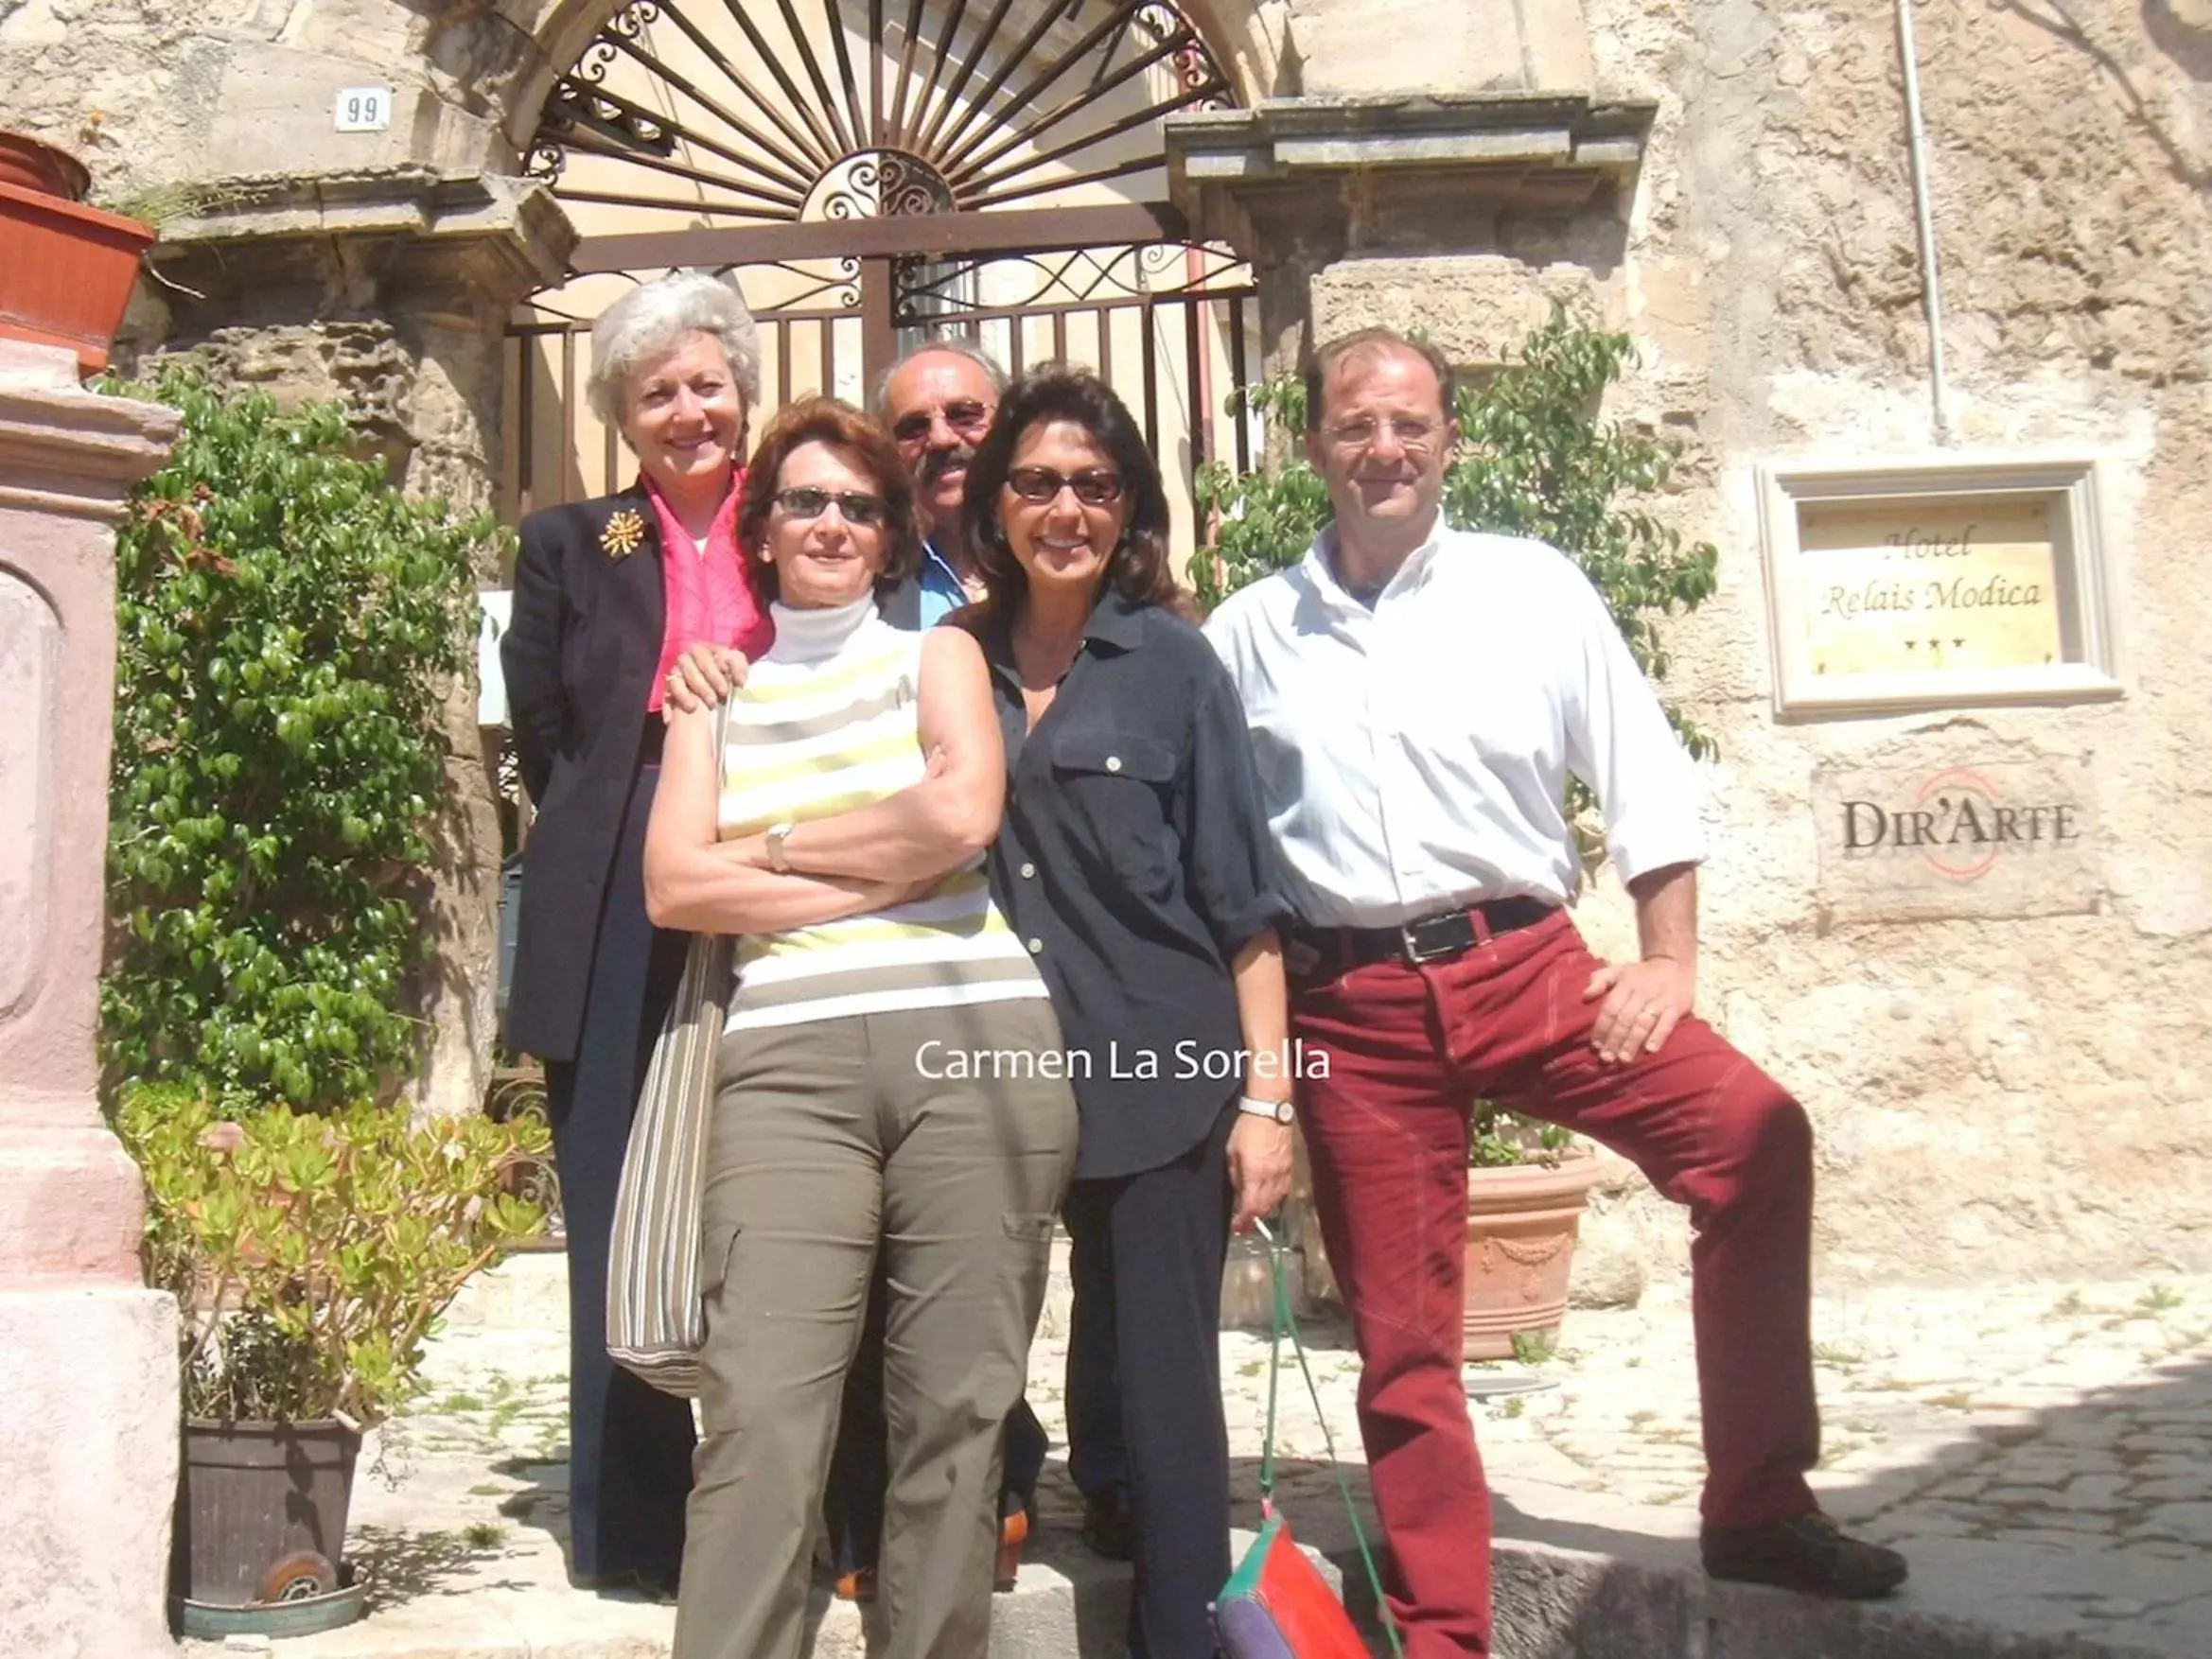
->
[[1062, 1106, 1236, 1659], [1290, 909, 1818, 1658], [540, 759, 697, 1585], [824, 1284, 1051, 1576]]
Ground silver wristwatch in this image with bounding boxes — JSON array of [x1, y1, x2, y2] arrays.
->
[[1238, 1095, 1295, 1126], [764, 820, 797, 873]]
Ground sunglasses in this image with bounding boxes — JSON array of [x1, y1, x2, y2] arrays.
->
[[1006, 466, 1125, 506], [772, 486, 889, 526], [890, 399, 993, 445]]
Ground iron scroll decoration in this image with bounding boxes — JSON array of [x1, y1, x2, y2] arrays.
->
[[526, 0, 1235, 223]]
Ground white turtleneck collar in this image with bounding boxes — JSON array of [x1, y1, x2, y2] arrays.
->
[[765, 591, 879, 665]]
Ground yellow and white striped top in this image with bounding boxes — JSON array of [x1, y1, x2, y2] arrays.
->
[[715, 595, 1048, 1032]]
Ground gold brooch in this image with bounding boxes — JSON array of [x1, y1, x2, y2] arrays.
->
[[600, 510, 647, 559]]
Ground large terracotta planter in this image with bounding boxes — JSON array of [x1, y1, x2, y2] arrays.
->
[[0, 129, 90, 200], [0, 179, 154, 375], [1463, 1151, 1605, 1361]]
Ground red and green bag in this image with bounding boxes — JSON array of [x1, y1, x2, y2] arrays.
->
[[1211, 1220, 1404, 1659]]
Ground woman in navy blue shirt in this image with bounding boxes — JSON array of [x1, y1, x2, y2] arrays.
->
[[959, 367, 1295, 1659]]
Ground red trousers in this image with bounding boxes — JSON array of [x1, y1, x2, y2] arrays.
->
[[1290, 910, 1818, 1658]]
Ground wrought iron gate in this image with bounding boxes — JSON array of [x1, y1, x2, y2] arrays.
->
[[501, 0, 1258, 538]]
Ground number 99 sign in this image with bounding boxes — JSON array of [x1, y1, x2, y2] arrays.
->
[[334, 87, 393, 133]]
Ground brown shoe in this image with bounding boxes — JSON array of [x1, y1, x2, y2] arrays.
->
[[994, 1508, 1029, 1593], [1702, 1511, 1907, 1599]]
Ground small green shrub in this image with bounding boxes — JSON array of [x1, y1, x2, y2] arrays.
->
[[118, 1082, 551, 1424], [1472, 1104, 1572, 1169], [102, 367, 498, 1109]]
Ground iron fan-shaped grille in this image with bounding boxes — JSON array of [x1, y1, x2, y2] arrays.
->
[[528, 0, 1233, 224]]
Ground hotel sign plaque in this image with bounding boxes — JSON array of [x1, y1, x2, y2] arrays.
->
[[1758, 458, 2122, 716]]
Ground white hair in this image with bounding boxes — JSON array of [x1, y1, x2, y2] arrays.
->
[[869, 334, 1009, 419], [588, 271, 763, 430]]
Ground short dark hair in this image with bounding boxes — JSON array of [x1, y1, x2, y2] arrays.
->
[[737, 396, 925, 606], [1304, 327, 1457, 430], [961, 365, 1185, 619]]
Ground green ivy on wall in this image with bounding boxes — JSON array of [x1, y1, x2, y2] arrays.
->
[[101, 368, 498, 1109], [1194, 310, 1720, 761]]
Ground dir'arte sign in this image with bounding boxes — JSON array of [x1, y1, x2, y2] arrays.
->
[[1812, 752, 2100, 922]]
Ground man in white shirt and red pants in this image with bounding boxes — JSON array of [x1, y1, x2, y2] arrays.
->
[[1204, 328, 1907, 1657]]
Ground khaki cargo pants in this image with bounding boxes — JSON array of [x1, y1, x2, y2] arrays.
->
[[672, 996, 1078, 1659]]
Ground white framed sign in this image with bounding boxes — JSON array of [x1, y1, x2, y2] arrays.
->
[[1755, 456, 2123, 717], [334, 86, 394, 133]]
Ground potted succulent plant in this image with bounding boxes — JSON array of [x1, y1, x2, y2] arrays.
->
[[115, 1085, 551, 1637], [0, 127, 154, 375], [1463, 1106, 1604, 1361]]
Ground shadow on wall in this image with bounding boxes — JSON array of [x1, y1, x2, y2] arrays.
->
[[2143, 0, 2212, 82], [1996, 0, 2211, 188]]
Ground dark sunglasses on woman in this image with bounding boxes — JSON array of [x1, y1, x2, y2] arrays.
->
[[773, 486, 889, 525], [1006, 466, 1125, 506]]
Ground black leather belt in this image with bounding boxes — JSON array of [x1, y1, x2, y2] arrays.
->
[[1291, 897, 1556, 972]]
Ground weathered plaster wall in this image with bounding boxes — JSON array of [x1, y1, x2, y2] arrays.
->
[[1284, 0, 1594, 96], [0, 0, 1294, 197], [6, 0, 2205, 1282], [1556, 0, 2212, 1284], [0, 5, 571, 1122], [1242, 0, 2211, 1288]]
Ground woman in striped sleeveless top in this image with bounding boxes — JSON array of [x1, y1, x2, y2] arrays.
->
[[641, 398, 1079, 1659]]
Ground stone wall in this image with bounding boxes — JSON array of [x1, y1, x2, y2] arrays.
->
[[1183, 0, 2212, 1288], [5, 0, 2206, 1281], [0, 0, 573, 1120], [1564, 0, 2212, 1283]]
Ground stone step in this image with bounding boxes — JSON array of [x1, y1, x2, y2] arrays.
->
[[189, 1530, 2174, 1659], [1492, 1540, 2171, 1659]]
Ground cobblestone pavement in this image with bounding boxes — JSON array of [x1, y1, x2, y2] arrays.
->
[[196, 1254, 2212, 1656]]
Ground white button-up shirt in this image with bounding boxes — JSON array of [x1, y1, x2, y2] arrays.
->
[[1203, 519, 1705, 928]]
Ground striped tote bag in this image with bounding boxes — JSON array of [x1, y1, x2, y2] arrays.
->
[[606, 704, 737, 1398]]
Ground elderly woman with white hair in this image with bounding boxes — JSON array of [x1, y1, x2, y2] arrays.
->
[[500, 271, 773, 1596]]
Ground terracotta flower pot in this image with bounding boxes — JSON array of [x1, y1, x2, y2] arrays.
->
[[0, 180, 154, 375], [1462, 1150, 1605, 1361], [0, 129, 90, 201]]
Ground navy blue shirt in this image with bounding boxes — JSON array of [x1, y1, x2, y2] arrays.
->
[[974, 589, 1287, 1180]]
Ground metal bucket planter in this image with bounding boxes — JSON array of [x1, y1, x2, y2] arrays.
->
[[170, 1417, 367, 1638], [1463, 1152, 1605, 1361]]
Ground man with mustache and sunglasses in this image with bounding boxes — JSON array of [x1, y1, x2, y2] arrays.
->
[[877, 338, 1006, 622]]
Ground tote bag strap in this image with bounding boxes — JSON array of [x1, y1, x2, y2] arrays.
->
[[1252, 1216, 1405, 1659]]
